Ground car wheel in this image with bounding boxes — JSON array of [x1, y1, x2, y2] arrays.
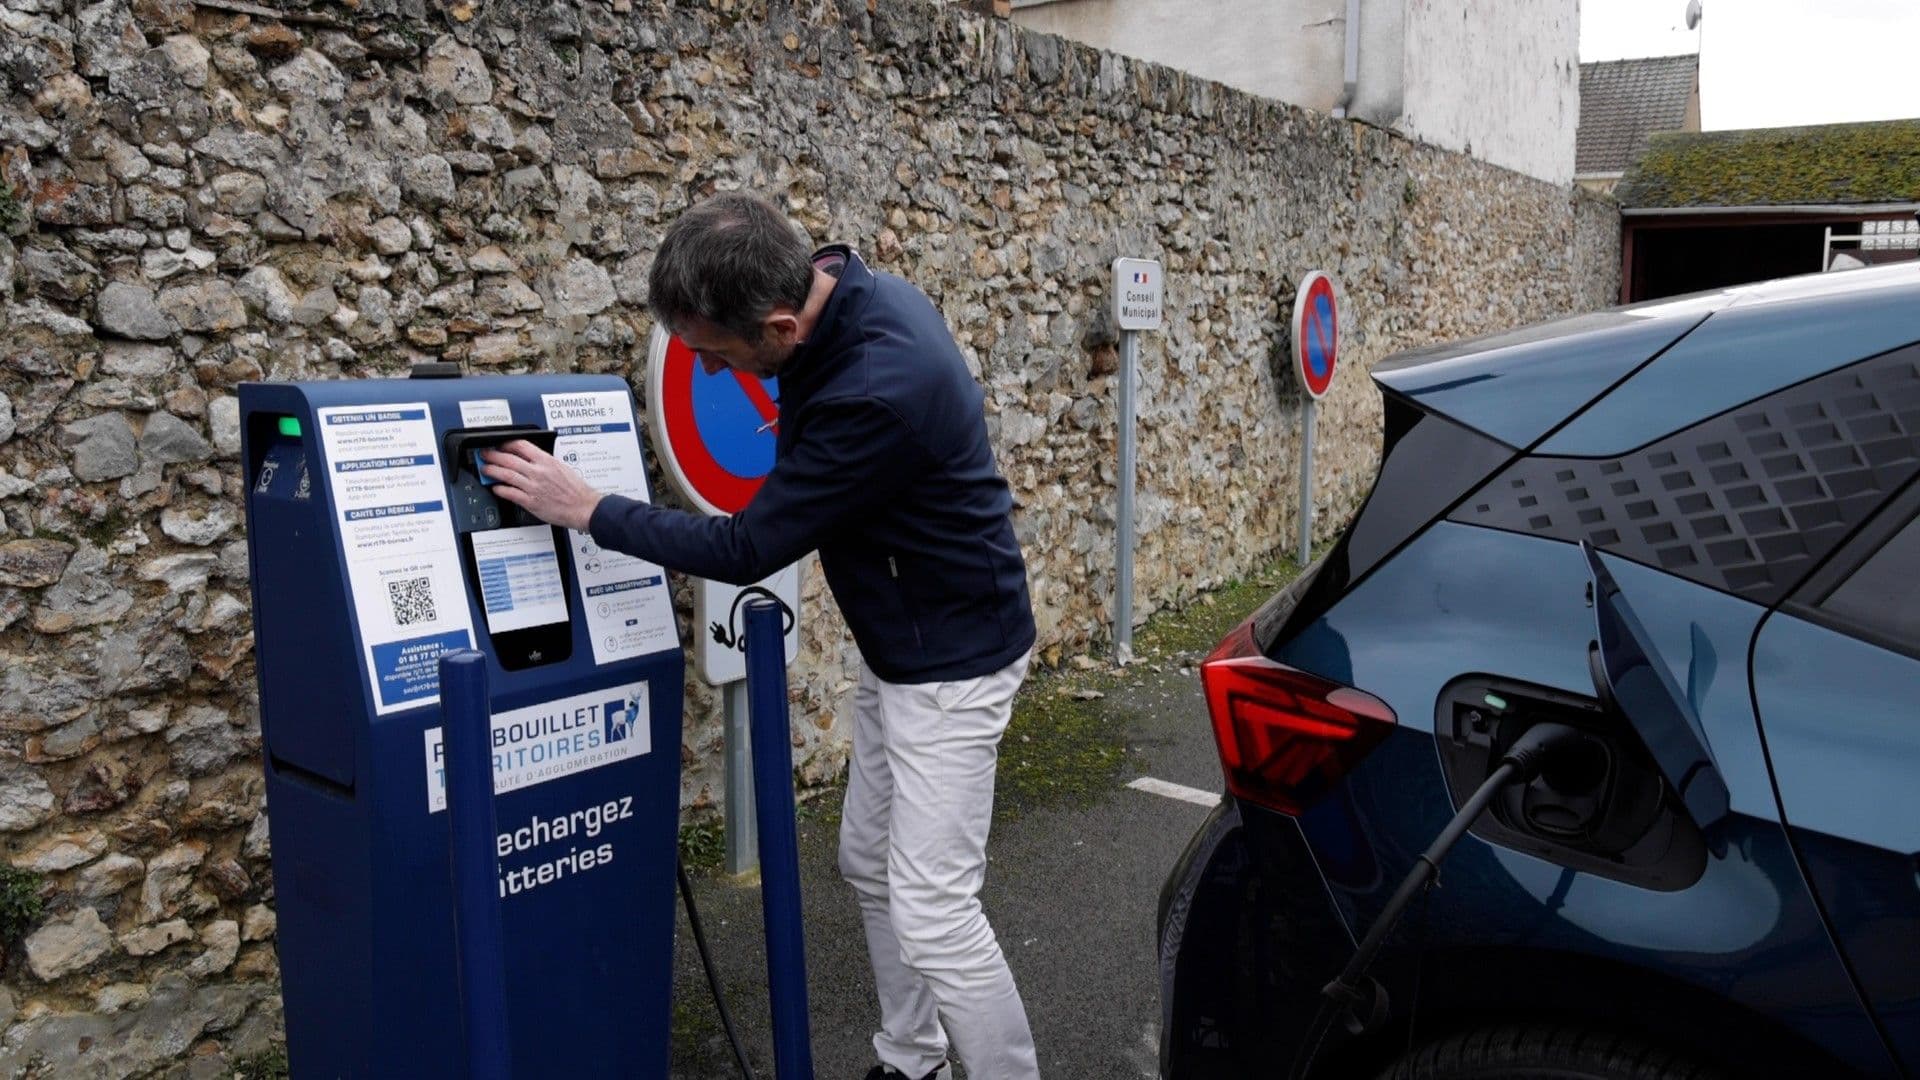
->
[[1376, 1024, 1725, 1080]]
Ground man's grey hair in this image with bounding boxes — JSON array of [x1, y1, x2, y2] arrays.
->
[[648, 192, 815, 343]]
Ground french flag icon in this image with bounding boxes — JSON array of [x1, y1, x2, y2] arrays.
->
[[1132, 271, 1149, 283]]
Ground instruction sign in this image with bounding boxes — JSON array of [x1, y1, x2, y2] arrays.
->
[[317, 404, 476, 716], [694, 565, 801, 685], [1112, 257, 1164, 331], [422, 681, 651, 813], [541, 391, 678, 664]]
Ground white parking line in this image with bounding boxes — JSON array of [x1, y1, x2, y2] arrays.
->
[[1126, 776, 1221, 808]]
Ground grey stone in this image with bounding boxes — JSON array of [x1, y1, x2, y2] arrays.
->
[[25, 907, 113, 981], [94, 984, 150, 1014], [401, 153, 456, 206], [97, 281, 175, 340], [209, 396, 241, 458], [102, 343, 175, 377], [466, 104, 515, 150], [237, 265, 297, 324], [139, 412, 213, 464], [119, 918, 193, 957], [103, 140, 151, 182], [185, 919, 240, 978], [0, 975, 272, 1077], [64, 413, 140, 482], [243, 810, 271, 860], [37, 712, 99, 760], [139, 840, 207, 922], [166, 705, 245, 777], [159, 504, 238, 546], [158, 279, 247, 333], [0, 392, 14, 444], [292, 285, 338, 327], [139, 552, 220, 593], [469, 245, 517, 274], [241, 904, 276, 943], [11, 831, 107, 873], [193, 128, 281, 169], [21, 245, 99, 302], [0, 757, 58, 832], [159, 34, 209, 88], [267, 48, 345, 104], [210, 172, 267, 216], [547, 256, 617, 317], [424, 36, 493, 104], [367, 216, 413, 255], [74, 853, 144, 899], [0, 538, 74, 587]]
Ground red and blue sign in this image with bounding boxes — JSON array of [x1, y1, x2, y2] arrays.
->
[[1291, 271, 1340, 400], [645, 328, 780, 515]]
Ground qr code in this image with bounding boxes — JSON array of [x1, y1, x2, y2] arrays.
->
[[387, 576, 437, 627]]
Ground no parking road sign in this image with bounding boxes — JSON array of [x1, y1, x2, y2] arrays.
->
[[1292, 270, 1339, 399], [645, 327, 781, 516]]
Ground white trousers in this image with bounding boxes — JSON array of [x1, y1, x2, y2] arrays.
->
[[837, 653, 1040, 1080]]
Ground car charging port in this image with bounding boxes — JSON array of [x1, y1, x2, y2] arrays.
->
[[1435, 676, 1706, 892]]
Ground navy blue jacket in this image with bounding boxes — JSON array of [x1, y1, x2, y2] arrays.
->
[[589, 247, 1036, 684]]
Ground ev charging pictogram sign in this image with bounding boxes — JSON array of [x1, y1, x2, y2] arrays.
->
[[645, 327, 781, 516], [644, 326, 801, 686], [1292, 270, 1339, 399]]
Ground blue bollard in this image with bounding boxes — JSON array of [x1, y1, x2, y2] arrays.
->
[[744, 599, 816, 1080], [439, 650, 513, 1080]]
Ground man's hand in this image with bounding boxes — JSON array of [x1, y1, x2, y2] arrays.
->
[[480, 441, 605, 533]]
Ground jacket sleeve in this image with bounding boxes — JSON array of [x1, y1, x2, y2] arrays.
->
[[587, 397, 922, 585]]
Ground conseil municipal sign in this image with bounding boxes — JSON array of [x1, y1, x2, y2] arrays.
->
[[1112, 257, 1164, 331]]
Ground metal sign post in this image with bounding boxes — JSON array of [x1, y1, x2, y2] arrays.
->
[[1111, 257, 1164, 664], [1290, 271, 1340, 565], [646, 327, 802, 876]]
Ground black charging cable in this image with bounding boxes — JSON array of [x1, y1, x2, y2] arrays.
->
[[1290, 722, 1586, 1079], [676, 859, 760, 1080]]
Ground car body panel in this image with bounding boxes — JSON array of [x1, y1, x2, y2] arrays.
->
[[1541, 265, 1920, 457], [1269, 523, 1894, 1075], [1372, 308, 1711, 450], [1754, 612, 1920, 1075]]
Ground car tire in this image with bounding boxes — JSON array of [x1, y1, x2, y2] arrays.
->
[[1376, 1024, 1725, 1080]]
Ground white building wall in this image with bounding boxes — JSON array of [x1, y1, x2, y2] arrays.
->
[[1396, 0, 1579, 184], [1012, 0, 1578, 186], [1011, 0, 1348, 112]]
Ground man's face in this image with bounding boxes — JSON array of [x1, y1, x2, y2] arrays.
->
[[675, 312, 799, 380]]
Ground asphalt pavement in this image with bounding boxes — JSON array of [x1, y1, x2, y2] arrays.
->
[[665, 657, 1232, 1080]]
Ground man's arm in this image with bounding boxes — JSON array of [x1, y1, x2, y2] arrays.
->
[[486, 398, 923, 585]]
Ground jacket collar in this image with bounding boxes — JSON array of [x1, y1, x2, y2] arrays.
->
[[781, 245, 872, 385]]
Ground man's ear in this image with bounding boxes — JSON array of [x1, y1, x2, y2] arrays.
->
[[763, 308, 802, 346]]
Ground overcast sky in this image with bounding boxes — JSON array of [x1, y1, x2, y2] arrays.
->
[[1580, 0, 1920, 130]]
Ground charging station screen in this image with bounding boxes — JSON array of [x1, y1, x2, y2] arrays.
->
[[471, 526, 568, 634]]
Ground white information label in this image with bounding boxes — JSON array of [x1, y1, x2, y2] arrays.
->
[[423, 682, 650, 812], [1112, 257, 1165, 331], [459, 398, 513, 428], [540, 391, 679, 663], [316, 404, 475, 716], [694, 564, 802, 685], [471, 525, 568, 635]]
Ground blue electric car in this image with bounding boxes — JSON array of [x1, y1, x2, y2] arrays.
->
[[1159, 263, 1920, 1079]]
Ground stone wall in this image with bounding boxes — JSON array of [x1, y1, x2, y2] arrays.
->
[[0, 0, 1617, 1069]]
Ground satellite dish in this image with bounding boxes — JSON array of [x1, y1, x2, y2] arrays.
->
[[1686, 0, 1703, 30]]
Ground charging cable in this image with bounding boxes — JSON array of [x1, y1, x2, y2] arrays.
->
[[677, 859, 760, 1080], [1291, 722, 1586, 1079]]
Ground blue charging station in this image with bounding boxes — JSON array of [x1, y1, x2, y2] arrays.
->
[[240, 370, 685, 1077]]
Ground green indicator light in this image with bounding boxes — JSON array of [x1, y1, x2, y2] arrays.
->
[[1483, 693, 1509, 712], [277, 416, 302, 437]]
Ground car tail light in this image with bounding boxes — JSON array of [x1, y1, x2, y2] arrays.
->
[[1201, 618, 1397, 815]]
